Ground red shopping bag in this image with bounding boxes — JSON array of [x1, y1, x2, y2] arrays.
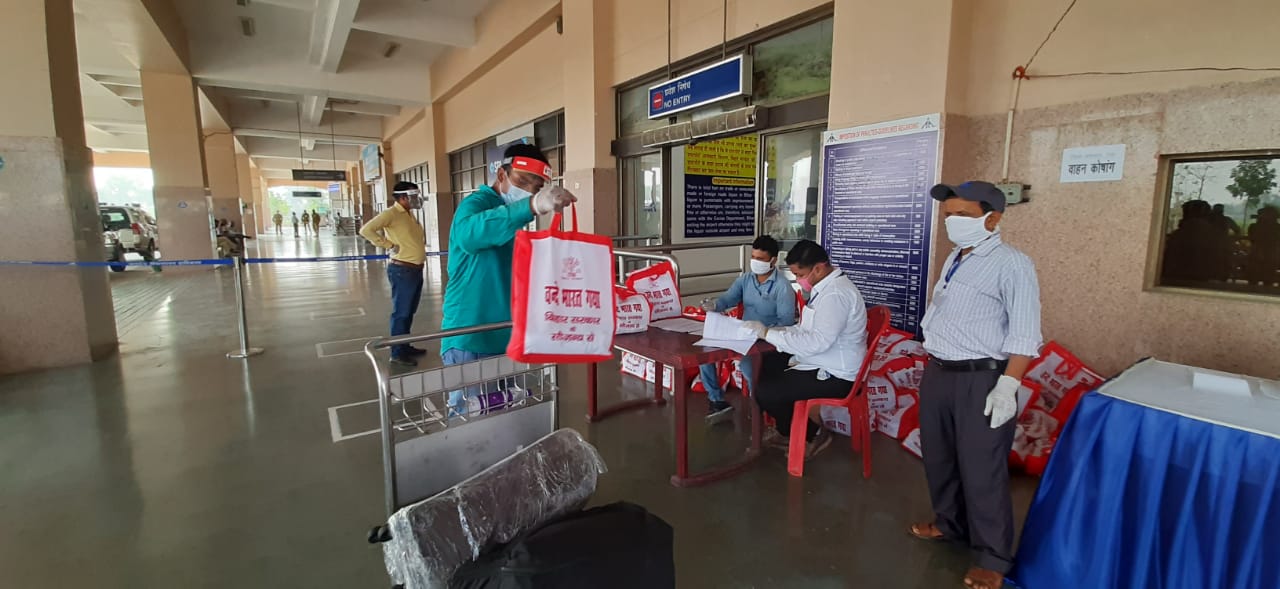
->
[[614, 286, 650, 335], [507, 205, 615, 363], [626, 261, 682, 320]]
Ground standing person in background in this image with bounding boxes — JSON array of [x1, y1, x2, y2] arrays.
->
[[291, 212, 300, 237], [439, 143, 576, 415], [698, 235, 796, 423], [300, 210, 311, 236], [360, 181, 430, 366], [909, 181, 1042, 589], [311, 209, 321, 236], [272, 212, 283, 235]]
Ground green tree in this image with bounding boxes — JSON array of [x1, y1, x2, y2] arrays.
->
[[1225, 159, 1277, 222]]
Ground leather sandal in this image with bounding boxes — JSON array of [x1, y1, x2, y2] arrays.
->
[[908, 521, 945, 541], [963, 567, 1004, 589]]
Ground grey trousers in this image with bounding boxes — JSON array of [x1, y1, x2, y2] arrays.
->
[[918, 360, 1017, 574]]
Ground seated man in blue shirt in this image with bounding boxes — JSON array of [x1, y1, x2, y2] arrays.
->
[[701, 235, 797, 423]]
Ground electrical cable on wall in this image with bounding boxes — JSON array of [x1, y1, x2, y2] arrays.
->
[[295, 101, 306, 170], [722, 0, 728, 60]]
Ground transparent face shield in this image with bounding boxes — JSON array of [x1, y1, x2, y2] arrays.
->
[[394, 188, 424, 209]]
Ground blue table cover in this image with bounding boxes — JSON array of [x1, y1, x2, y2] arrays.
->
[[1011, 392, 1280, 589]]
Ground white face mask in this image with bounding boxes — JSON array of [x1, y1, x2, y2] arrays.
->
[[944, 213, 994, 248], [749, 259, 774, 275]]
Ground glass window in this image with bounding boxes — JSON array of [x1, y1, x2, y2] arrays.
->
[[621, 152, 663, 241], [751, 19, 833, 107], [618, 84, 669, 137], [1157, 154, 1280, 296], [761, 127, 823, 244]]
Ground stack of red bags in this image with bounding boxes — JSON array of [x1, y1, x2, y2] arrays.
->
[[820, 330, 1104, 475]]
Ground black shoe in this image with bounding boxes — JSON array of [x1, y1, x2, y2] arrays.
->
[[389, 355, 418, 367], [804, 428, 833, 461], [705, 400, 734, 425], [405, 346, 429, 357]]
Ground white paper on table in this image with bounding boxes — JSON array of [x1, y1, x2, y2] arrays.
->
[[702, 312, 758, 340], [693, 337, 756, 356], [650, 317, 706, 334]]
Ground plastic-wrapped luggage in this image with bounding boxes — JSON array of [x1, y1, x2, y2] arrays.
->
[[379, 429, 608, 589], [449, 501, 675, 589]]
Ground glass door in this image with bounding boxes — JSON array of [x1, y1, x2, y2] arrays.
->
[[620, 152, 663, 245], [760, 126, 824, 246]]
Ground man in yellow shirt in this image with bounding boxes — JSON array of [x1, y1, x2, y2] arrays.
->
[[360, 181, 429, 366]]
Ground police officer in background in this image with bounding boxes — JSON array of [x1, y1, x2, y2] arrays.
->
[[909, 181, 1042, 589]]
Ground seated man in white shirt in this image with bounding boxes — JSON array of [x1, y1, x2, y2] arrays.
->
[[742, 240, 868, 460]]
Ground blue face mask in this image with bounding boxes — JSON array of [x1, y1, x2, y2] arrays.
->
[[502, 183, 532, 205]]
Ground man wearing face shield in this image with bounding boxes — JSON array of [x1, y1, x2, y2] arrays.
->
[[360, 181, 429, 366], [439, 143, 576, 414], [909, 181, 1042, 589]]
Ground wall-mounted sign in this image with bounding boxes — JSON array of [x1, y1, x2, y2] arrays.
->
[[1060, 144, 1126, 183], [820, 114, 941, 336], [684, 135, 757, 238], [292, 190, 324, 198], [361, 144, 381, 182], [292, 169, 347, 182], [487, 137, 533, 183], [647, 55, 750, 120]]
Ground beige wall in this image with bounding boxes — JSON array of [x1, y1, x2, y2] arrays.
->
[[441, 23, 565, 152], [386, 108, 431, 174], [430, 0, 561, 102], [93, 151, 152, 168], [945, 78, 1280, 379], [956, 0, 1280, 116], [609, 0, 827, 86]]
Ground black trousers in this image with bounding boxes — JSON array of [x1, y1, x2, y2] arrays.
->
[[752, 352, 854, 442], [918, 361, 1017, 574]]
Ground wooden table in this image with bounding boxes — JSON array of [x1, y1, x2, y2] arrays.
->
[[587, 327, 773, 487]]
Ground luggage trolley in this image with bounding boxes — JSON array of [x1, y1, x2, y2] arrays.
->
[[363, 322, 560, 516]]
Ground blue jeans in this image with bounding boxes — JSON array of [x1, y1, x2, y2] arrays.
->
[[387, 263, 424, 358], [698, 354, 754, 403], [442, 348, 501, 416]]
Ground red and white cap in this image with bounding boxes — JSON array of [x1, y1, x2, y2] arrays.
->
[[504, 156, 553, 181]]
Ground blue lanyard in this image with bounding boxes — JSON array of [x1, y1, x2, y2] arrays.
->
[[943, 254, 966, 289]]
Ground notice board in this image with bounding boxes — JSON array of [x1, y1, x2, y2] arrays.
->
[[684, 135, 757, 238], [820, 114, 939, 336]]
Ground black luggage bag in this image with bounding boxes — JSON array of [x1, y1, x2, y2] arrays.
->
[[449, 501, 675, 589]]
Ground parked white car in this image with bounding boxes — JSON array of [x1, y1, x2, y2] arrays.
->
[[100, 205, 158, 272]]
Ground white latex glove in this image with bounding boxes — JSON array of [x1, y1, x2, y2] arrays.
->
[[983, 375, 1020, 429], [741, 320, 768, 340], [387, 245, 399, 255], [531, 185, 578, 215], [700, 298, 717, 311]]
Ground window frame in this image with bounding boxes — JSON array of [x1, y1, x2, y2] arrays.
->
[[1147, 149, 1280, 301]]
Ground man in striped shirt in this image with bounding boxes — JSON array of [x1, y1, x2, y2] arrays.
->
[[910, 181, 1042, 589]]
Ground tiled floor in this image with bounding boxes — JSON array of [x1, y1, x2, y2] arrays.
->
[[0, 233, 1036, 588]]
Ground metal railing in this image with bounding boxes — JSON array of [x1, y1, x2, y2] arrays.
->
[[363, 323, 558, 515]]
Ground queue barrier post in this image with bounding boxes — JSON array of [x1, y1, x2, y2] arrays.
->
[[226, 256, 265, 359]]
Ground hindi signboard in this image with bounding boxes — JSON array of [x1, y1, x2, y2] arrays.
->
[[1060, 144, 1126, 183], [683, 135, 757, 238], [648, 55, 750, 119], [820, 114, 940, 336]]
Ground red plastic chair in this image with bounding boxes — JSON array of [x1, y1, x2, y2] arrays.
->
[[785, 305, 892, 479]]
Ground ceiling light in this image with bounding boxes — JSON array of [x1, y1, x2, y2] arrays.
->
[[240, 17, 256, 37], [382, 42, 401, 59]]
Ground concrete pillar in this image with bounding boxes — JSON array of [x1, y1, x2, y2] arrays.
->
[[829, 0, 971, 276], [235, 152, 257, 237], [203, 131, 242, 230], [141, 71, 215, 261], [424, 103, 453, 248], [560, 0, 617, 235], [0, 0, 118, 373]]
